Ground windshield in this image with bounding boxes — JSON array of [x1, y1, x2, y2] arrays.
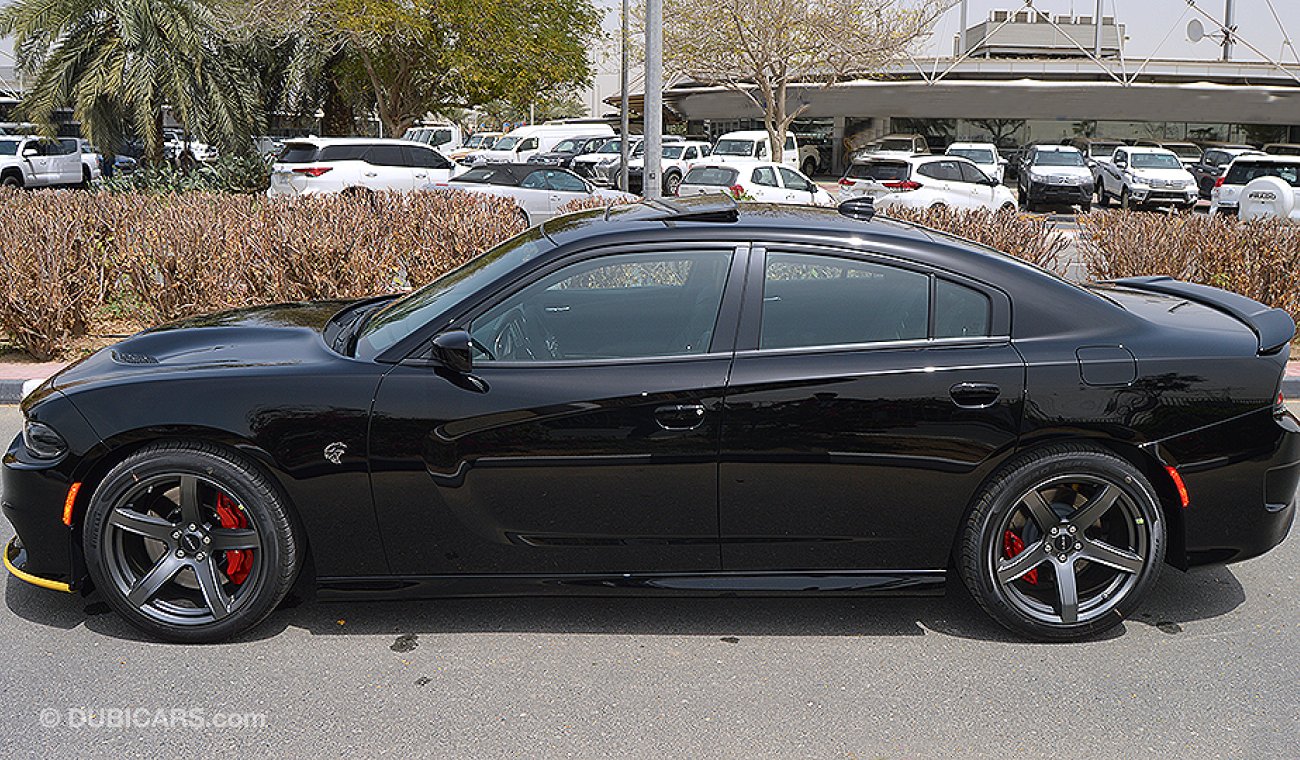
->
[[1090, 144, 1120, 157], [493, 136, 521, 151], [0, 139, 20, 156], [1167, 144, 1203, 159], [465, 135, 491, 148], [713, 139, 757, 157], [1034, 150, 1086, 167], [1130, 153, 1183, 170], [596, 140, 626, 154], [878, 139, 915, 152], [948, 148, 995, 163], [356, 227, 552, 358], [552, 139, 584, 153]]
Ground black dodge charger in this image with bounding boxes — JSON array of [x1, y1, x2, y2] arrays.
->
[[4, 195, 1297, 642]]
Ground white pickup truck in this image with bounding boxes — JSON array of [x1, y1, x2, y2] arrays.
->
[[709, 130, 822, 176], [0, 135, 88, 188]]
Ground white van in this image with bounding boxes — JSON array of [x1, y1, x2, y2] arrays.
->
[[402, 124, 463, 153], [709, 130, 821, 174], [468, 123, 614, 165]]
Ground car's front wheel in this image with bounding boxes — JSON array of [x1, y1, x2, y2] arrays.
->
[[958, 445, 1165, 641], [83, 442, 300, 643]]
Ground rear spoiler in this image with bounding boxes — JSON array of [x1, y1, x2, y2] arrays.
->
[[1110, 276, 1295, 354]]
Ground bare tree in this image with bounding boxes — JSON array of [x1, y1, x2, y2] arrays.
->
[[663, 0, 948, 163]]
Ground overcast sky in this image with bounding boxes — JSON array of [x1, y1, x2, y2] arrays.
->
[[922, 0, 1300, 62]]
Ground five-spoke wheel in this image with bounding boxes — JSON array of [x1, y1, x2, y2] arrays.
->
[[960, 446, 1165, 640]]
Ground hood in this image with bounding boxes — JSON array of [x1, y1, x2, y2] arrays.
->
[[50, 301, 355, 393], [1028, 165, 1092, 178], [1130, 168, 1195, 181]]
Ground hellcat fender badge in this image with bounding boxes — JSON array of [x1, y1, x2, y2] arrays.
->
[[324, 442, 347, 465]]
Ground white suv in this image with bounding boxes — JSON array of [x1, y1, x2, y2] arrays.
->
[[268, 138, 454, 197], [677, 161, 835, 206], [0, 135, 85, 188], [838, 154, 1014, 212], [1209, 154, 1300, 218], [945, 142, 1006, 183]]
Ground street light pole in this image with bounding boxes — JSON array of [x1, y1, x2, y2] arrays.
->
[[643, 0, 663, 200], [1222, 0, 1235, 61], [619, 0, 630, 192]]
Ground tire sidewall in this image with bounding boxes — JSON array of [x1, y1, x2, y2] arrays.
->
[[961, 448, 1166, 641], [83, 445, 297, 643]]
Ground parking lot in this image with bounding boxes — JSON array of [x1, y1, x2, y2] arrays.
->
[[2, 404, 1296, 758]]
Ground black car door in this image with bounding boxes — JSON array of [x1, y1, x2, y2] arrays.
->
[[718, 245, 1025, 572], [369, 243, 746, 576]]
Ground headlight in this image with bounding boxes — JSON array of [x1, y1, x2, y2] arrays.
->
[[22, 420, 67, 459]]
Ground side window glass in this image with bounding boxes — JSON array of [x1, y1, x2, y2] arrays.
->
[[784, 136, 796, 151], [469, 251, 732, 361], [777, 167, 811, 191], [365, 144, 407, 166], [520, 138, 538, 152], [958, 162, 988, 184], [520, 171, 550, 189], [546, 171, 587, 192], [760, 253, 930, 350], [934, 279, 991, 338], [752, 167, 779, 187]]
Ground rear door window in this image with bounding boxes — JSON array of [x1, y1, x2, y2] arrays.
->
[[279, 143, 320, 163], [365, 144, 408, 166], [934, 279, 991, 338], [319, 144, 370, 161], [917, 160, 963, 182], [405, 145, 450, 169], [957, 162, 990, 184], [752, 167, 779, 187]]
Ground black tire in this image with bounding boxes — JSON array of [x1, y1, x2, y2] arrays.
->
[[663, 171, 682, 197], [1096, 186, 1109, 208], [801, 158, 817, 177], [998, 202, 1016, 214], [83, 442, 300, 643], [80, 167, 92, 189], [1119, 187, 1133, 211], [1078, 202, 1092, 214], [957, 444, 1165, 641], [517, 208, 530, 227], [1, 173, 22, 189]]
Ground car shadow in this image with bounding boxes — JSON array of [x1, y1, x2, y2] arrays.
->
[[4, 562, 1248, 645]]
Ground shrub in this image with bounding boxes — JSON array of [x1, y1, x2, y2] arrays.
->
[[1078, 211, 1300, 324], [881, 206, 1072, 271], [101, 154, 273, 195], [0, 191, 112, 359]]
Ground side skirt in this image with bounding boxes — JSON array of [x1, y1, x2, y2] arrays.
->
[[316, 570, 947, 601]]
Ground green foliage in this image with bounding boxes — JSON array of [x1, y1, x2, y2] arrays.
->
[[0, 0, 263, 162], [101, 155, 274, 195]]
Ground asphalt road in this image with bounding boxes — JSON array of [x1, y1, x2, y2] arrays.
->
[[1, 404, 1297, 758]]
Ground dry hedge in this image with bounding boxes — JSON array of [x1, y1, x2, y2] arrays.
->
[[0, 190, 525, 359], [881, 206, 1072, 272]]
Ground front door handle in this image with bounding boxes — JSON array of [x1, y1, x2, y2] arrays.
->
[[654, 403, 706, 430], [949, 382, 1001, 408]]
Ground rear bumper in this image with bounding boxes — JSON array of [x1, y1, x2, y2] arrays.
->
[[1154, 405, 1300, 566]]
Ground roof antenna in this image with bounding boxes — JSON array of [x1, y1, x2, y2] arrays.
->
[[837, 196, 875, 221]]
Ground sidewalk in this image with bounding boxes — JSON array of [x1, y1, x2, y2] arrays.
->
[[1, 358, 1299, 404]]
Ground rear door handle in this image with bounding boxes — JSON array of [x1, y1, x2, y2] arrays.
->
[[949, 382, 1001, 408], [654, 403, 706, 430]]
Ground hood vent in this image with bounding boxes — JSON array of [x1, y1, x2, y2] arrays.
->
[[111, 350, 159, 365]]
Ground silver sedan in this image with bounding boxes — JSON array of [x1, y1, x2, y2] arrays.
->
[[440, 164, 638, 225]]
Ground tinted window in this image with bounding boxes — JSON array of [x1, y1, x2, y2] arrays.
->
[[760, 253, 929, 350], [752, 166, 779, 187], [878, 138, 914, 152], [778, 167, 812, 191], [958, 162, 990, 184], [1224, 161, 1300, 187], [546, 171, 587, 192], [521, 171, 550, 189], [469, 251, 731, 361], [714, 139, 756, 157], [365, 144, 408, 166], [934, 279, 991, 338], [846, 161, 909, 181], [1204, 150, 1226, 166], [1033, 150, 1086, 167], [280, 143, 320, 162], [948, 148, 996, 163], [518, 138, 538, 152], [552, 138, 583, 153], [684, 166, 738, 186], [0, 140, 19, 156], [917, 160, 963, 181], [784, 136, 796, 151], [405, 146, 449, 169]]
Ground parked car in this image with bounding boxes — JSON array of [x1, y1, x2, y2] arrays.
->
[[446, 132, 502, 163], [854, 133, 932, 161], [9, 192, 1296, 644], [945, 142, 1007, 183], [710, 130, 821, 175], [625, 140, 712, 195], [571, 136, 639, 183], [401, 124, 462, 153], [61, 138, 103, 183], [0, 135, 86, 188], [1062, 138, 1124, 185], [676, 161, 835, 206], [1209, 154, 1300, 217], [1095, 146, 1198, 211], [1153, 141, 1205, 166], [165, 135, 218, 163], [840, 154, 1012, 212], [267, 138, 453, 197], [1188, 145, 1263, 198], [527, 135, 613, 170], [1017, 145, 1095, 212], [446, 163, 636, 226], [466, 124, 615, 166], [1261, 142, 1300, 157]]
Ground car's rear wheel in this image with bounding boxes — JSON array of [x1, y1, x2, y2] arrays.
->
[[801, 158, 817, 177], [663, 171, 682, 197], [1096, 186, 1109, 207], [958, 445, 1165, 641], [83, 442, 300, 643]]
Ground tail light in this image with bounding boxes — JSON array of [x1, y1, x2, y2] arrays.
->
[[1214, 176, 1226, 188], [729, 184, 745, 198], [292, 167, 333, 177], [883, 180, 922, 192], [838, 178, 854, 186]]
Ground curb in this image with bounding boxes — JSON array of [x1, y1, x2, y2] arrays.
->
[[1285, 376, 1300, 398], [0, 377, 51, 405]]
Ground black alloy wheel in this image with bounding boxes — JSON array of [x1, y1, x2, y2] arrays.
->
[[959, 446, 1165, 641], [84, 442, 299, 642]]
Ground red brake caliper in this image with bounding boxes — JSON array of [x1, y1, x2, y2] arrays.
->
[[215, 492, 251, 584], [1002, 530, 1039, 585]]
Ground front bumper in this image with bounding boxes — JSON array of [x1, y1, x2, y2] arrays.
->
[[1130, 186, 1198, 206], [4, 537, 71, 592], [1026, 180, 1092, 204], [2, 433, 83, 590]]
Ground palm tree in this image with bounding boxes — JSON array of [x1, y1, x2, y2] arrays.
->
[[0, 0, 264, 164]]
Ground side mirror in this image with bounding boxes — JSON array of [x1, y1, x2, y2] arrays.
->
[[431, 329, 474, 374]]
